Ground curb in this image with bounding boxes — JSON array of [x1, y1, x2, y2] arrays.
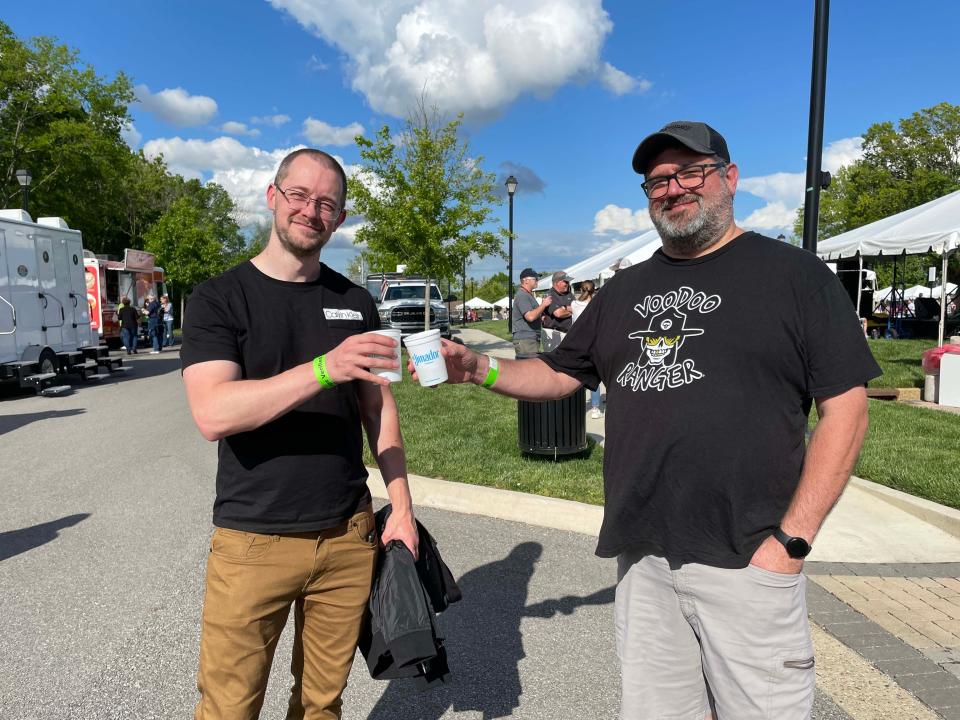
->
[[850, 475, 960, 540], [367, 470, 960, 543], [366, 468, 602, 536]]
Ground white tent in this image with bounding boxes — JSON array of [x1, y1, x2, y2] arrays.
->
[[464, 296, 494, 309], [903, 284, 932, 300], [492, 296, 510, 308], [818, 189, 960, 260], [817, 189, 960, 345], [535, 229, 662, 291], [932, 282, 958, 299]]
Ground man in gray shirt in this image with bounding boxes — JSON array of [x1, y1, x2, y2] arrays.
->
[[511, 267, 553, 357]]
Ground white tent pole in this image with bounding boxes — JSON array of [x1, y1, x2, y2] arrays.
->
[[939, 246, 949, 347], [857, 253, 864, 318]]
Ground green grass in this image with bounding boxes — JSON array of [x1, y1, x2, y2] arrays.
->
[[456, 319, 511, 341], [808, 399, 960, 509], [370, 333, 957, 511], [366, 371, 605, 505], [865, 338, 937, 388]]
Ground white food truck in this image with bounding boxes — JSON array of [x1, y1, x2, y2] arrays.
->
[[0, 209, 121, 395]]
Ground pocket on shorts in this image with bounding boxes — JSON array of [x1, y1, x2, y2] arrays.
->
[[746, 563, 802, 588], [210, 528, 275, 561]]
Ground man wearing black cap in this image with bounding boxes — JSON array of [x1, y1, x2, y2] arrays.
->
[[421, 121, 879, 719], [540, 271, 574, 350], [511, 267, 553, 357]]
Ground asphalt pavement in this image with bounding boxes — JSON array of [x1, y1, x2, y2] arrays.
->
[[0, 345, 956, 718]]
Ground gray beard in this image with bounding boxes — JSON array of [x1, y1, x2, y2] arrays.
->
[[650, 188, 733, 257]]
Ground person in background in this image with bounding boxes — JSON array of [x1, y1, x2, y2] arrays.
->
[[144, 295, 162, 354], [117, 297, 140, 355], [541, 271, 574, 351], [510, 267, 553, 357], [570, 279, 602, 418], [161, 294, 175, 347]]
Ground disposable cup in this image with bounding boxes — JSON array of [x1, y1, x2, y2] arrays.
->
[[403, 329, 447, 387], [367, 328, 402, 383]]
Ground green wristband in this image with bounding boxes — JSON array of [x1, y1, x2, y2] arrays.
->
[[313, 354, 337, 389], [481, 355, 500, 388]]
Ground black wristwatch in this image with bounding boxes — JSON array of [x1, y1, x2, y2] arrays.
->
[[773, 528, 812, 559]]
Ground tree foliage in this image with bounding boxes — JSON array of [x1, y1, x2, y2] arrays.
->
[[795, 102, 960, 286], [144, 181, 246, 294], [349, 104, 505, 286]]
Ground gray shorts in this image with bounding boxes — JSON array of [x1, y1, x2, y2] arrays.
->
[[615, 552, 814, 720], [512, 337, 540, 358]]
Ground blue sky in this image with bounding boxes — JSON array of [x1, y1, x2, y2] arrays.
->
[[6, 1, 960, 280]]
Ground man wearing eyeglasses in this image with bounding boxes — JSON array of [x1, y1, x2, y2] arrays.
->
[[417, 122, 879, 719], [181, 148, 418, 720]]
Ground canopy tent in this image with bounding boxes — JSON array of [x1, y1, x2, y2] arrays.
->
[[535, 229, 662, 291], [932, 282, 958, 299], [492, 296, 510, 308], [817, 189, 960, 260], [903, 284, 933, 300], [817, 189, 960, 345], [464, 296, 494, 309]]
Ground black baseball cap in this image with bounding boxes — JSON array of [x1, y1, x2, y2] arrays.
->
[[519, 267, 538, 279], [631, 121, 730, 175]]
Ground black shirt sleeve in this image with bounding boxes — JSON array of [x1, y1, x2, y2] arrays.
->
[[180, 280, 242, 370], [801, 274, 882, 398], [539, 291, 602, 390]]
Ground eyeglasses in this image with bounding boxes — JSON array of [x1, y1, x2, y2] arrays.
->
[[641, 162, 726, 200], [275, 185, 341, 217]]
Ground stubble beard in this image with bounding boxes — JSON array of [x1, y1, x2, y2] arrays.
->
[[650, 185, 734, 257], [274, 216, 329, 258]]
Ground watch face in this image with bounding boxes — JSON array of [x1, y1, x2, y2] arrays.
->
[[786, 537, 811, 558]]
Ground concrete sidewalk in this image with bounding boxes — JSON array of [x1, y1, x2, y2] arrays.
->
[[448, 326, 960, 718]]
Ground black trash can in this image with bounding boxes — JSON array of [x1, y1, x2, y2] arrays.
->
[[515, 353, 588, 458]]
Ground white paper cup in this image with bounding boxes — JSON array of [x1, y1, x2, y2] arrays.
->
[[367, 328, 402, 383], [403, 329, 447, 387]]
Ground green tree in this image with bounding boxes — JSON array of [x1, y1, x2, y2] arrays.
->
[[476, 271, 508, 302], [0, 22, 136, 252], [350, 103, 505, 328], [795, 102, 960, 286], [144, 182, 245, 319]]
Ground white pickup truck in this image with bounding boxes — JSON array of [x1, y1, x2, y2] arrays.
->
[[365, 274, 451, 340]]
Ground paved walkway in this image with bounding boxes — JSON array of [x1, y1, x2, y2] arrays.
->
[[451, 326, 960, 718]]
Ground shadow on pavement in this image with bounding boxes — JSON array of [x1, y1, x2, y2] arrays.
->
[[523, 586, 615, 617], [366, 541, 544, 720], [0, 513, 91, 562], [0, 408, 86, 436]]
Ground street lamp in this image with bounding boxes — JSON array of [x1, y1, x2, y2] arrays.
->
[[15, 169, 32, 214], [505, 175, 518, 333]]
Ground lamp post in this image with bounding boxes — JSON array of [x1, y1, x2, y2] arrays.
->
[[505, 175, 518, 333], [15, 169, 32, 214]]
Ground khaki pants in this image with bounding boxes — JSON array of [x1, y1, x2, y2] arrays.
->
[[195, 506, 377, 720]]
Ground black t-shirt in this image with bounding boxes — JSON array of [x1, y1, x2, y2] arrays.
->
[[541, 233, 881, 567], [542, 288, 573, 332], [180, 261, 379, 534]]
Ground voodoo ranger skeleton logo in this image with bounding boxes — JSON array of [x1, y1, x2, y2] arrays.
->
[[616, 286, 721, 393]]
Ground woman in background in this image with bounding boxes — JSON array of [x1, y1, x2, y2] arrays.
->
[[570, 280, 603, 419]]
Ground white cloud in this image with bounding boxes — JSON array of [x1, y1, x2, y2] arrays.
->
[[307, 54, 329, 72], [738, 202, 796, 232], [221, 121, 261, 137], [251, 113, 291, 127], [599, 62, 651, 95], [822, 136, 863, 172], [268, 0, 625, 118], [134, 84, 218, 126], [592, 204, 655, 236], [738, 171, 805, 208], [303, 118, 365, 146], [142, 136, 360, 228], [121, 121, 142, 148]]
